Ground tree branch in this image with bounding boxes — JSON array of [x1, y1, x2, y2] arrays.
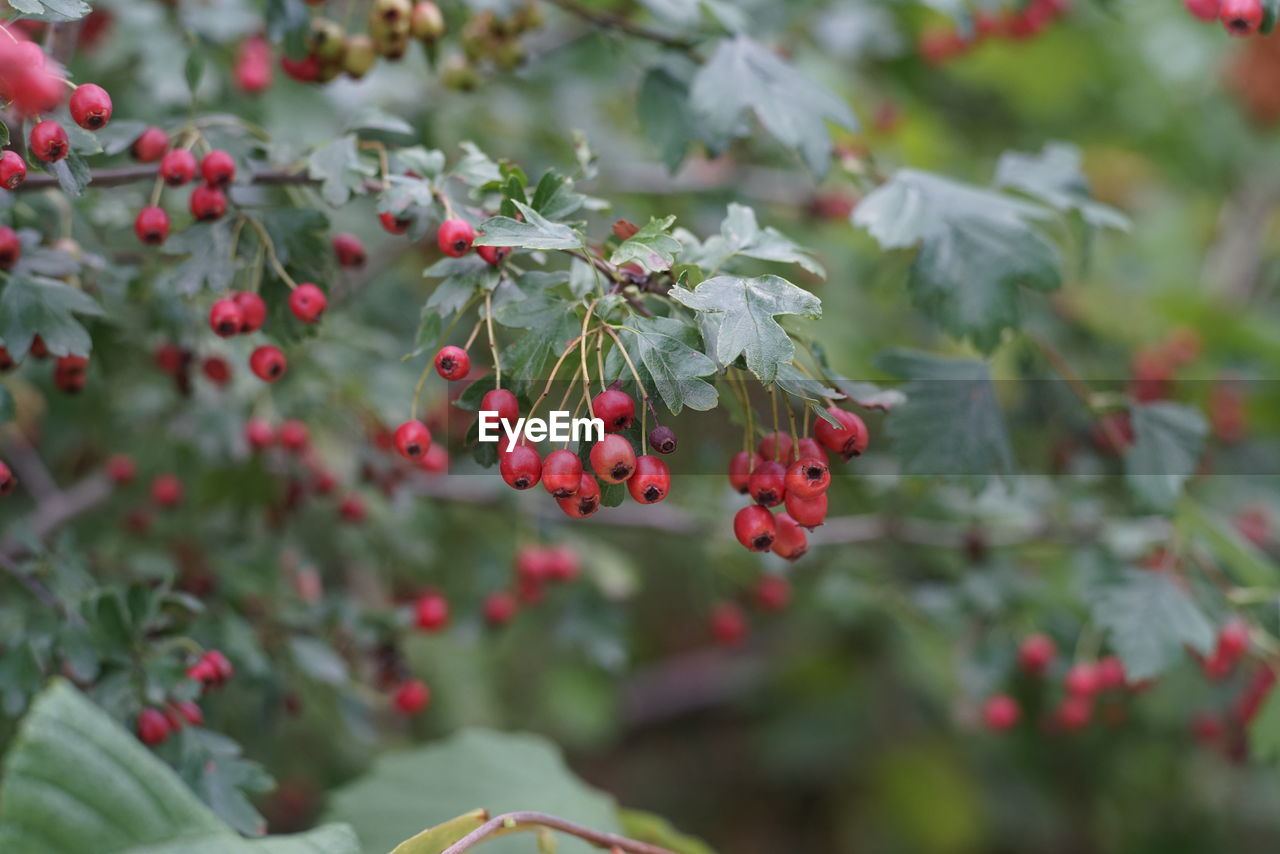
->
[[13, 166, 321, 193], [544, 0, 697, 52], [440, 811, 675, 854]]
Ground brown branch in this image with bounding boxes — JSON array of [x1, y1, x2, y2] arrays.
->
[[544, 0, 697, 52], [13, 166, 321, 193], [440, 811, 675, 854], [1028, 332, 1130, 453]]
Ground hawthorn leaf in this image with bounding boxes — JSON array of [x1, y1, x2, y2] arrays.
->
[[378, 174, 438, 219], [1124, 402, 1207, 511], [424, 255, 499, 317], [1251, 688, 1280, 762], [853, 169, 1061, 352], [773, 362, 838, 403], [690, 35, 856, 176], [308, 135, 375, 207], [1091, 569, 1215, 681], [389, 810, 489, 854], [687, 203, 824, 278], [876, 349, 1013, 485], [530, 171, 587, 221], [344, 107, 414, 137], [0, 275, 104, 360], [158, 221, 237, 296], [475, 201, 582, 250], [0, 386, 13, 424], [610, 216, 681, 273], [637, 66, 697, 173], [618, 810, 718, 854], [7, 0, 90, 22], [669, 274, 821, 384], [995, 143, 1129, 231], [612, 316, 719, 413], [453, 141, 504, 188]]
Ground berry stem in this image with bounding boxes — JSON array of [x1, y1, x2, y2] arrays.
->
[[768, 385, 780, 460], [579, 300, 596, 414], [484, 291, 501, 388], [410, 360, 432, 422], [784, 390, 801, 453], [243, 215, 299, 290], [603, 326, 647, 454], [556, 363, 583, 416], [528, 334, 585, 421], [358, 140, 391, 186], [463, 315, 484, 350], [595, 328, 607, 394]]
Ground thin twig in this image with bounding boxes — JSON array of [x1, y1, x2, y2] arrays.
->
[[13, 166, 322, 193], [440, 811, 675, 854], [544, 0, 697, 52]]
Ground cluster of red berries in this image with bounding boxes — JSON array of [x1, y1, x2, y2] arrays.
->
[[204, 288, 291, 383], [243, 417, 376, 524], [136, 648, 231, 746], [133, 144, 238, 245], [981, 635, 1134, 733], [706, 573, 793, 648], [153, 342, 234, 392], [0, 334, 91, 394], [729, 407, 869, 561], [275, 0, 445, 86], [1186, 0, 1268, 36], [918, 0, 1070, 65]]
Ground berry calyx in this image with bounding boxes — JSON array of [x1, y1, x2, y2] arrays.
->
[[1221, 0, 1263, 34], [209, 299, 245, 338], [982, 695, 1021, 731], [332, 233, 367, 267], [434, 345, 470, 381], [648, 425, 677, 454], [734, 505, 777, 552], [131, 126, 169, 162], [747, 460, 787, 507], [134, 207, 170, 246], [288, 283, 327, 323], [484, 590, 518, 625], [249, 345, 287, 382], [151, 474, 183, 508], [814, 407, 870, 460], [105, 454, 136, 484], [233, 291, 267, 333], [136, 708, 171, 745], [393, 420, 432, 459], [784, 458, 830, 499], [542, 449, 583, 498], [783, 491, 827, 529], [480, 388, 520, 428], [0, 227, 21, 270], [0, 150, 27, 190], [159, 149, 197, 186], [0, 460, 16, 496], [200, 149, 236, 187], [190, 184, 227, 221], [437, 218, 476, 257], [591, 388, 636, 432], [758, 431, 794, 463], [379, 211, 412, 235], [29, 120, 69, 162], [771, 512, 809, 561], [589, 434, 636, 483], [556, 472, 600, 518], [69, 83, 112, 130], [477, 244, 510, 265], [728, 450, 762, 494], [710, 602, 748, 647], [392, 679, 431, 715], [627, 454, 670, 504], [499, 444, 542, 490], [414, 592, 449, 631]]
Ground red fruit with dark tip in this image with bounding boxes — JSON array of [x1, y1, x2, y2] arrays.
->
[[1018, 633, 1056, 675], [105, 454, 136, 484], [332, 233, 366, 267], [379, 211, 412, 235], [0, 461, 16, 496], [69, 83, 112, 130], [151, 474, 183, 508], [174, 700, 204, 727], [200, 149, 236, 187], [784, 458, 829, 499], [394, 420, 432, 459], [710, 602, 748, 647], [414, 592, 449, 631], [500, 444, 542, 490], [434, 345, 470, 380], [159, 149, 197, 186], [591, 388, 636, 432], [54, 355, 89, 393], [784, 491, 827, 529], [209, 299, 245, 338], [249, 345, 287, 382], [480, 388, 519, 427], [245, 418, 274, 449], [280, 53, 321, 82], [734, 504, 777, 552], [30, 121, 69, 162], [288, 283, 327, 323], [0, 151, 27, 190], [278, 419, 309, 451], [590, 434, 636, 484], [729, 451, 762, 494], [190, 184, 227, 221], [418, 443, 448, 474], [796, 437, 829, 465], [134, 207, 170, 246], [771, 512, 809, 561], [1096, 656, 1127, 691], [542, 449, 583, 498], [754, 574, 791, 611], [437, 218, 475, 257], [477, 244, 510, 265], [648, 425, 677, 454], [0, 227, 20, 270], [136, 708, 171, 745], [758, 431, 794, 463], [748, 460, 787, 507], [557, 472, 600, 518], [393, 679, 430, 715], [338, 494, 366, 523], [233, 291, 267, 333], [484, 591, 518, 625], [814, 407, 869, 460], [1064, 662, 1100, 697], [1221, 0, 1263, 34], [983, 695, 1021, 731], [627, 455, 670, 504], [202, 356, 231, 386], [131, 126, 169, 162]]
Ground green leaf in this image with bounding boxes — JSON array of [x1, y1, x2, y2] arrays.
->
[[772, 362, 838, 404], [0, 681, 359, 854], [1091, 569, 1215, 681], [475, 201, 582, 251], [345, 107, 415, 137], [453, 141, 504, 188], [618, 809, 717, 854], [669, 274, 820, 384], [610, 216, 681, 273], [7, 0, 91, 22], [0, 275, 104, 360], [266, 0, 311, 52], [685, 203, 824, 278], [324, 729, 622, 854], [994, 143, 1129, 231], [423, 255, 496, 317], [876, 350, 1013, 485], [853, 170, 1061, 353], [689, 35, 856, 176], [529, 171, 586, 221], [43, 151, 92, 198], [1178, 502, 1278, 587], [0, 386, 13, 424], [390, 810, 489, 854], [0, 122, 8, 148], [612, 316, 719, 413], [307, 135, 375, 207], [637, 67, 696, 173], [1250, 682, 1280, 760], [158, 221, 237, 296], [1123, 402, 1207, 511]]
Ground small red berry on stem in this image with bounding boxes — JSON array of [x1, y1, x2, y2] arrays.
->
[[69, 83, 112, 130], [338, 494, 366, 523], [393, 679, 431, 716], [785, 458, 830, 499], [734, 505, 777, 552], [477, 244, 510, 265], [591, 387, 636, 432], [815, 407, 869, 460], [151, 474, 183, 508], [437, 218, 476, 257], [434, 345, 470, 381], [758, 431, 794, 463], [1185, 0, 1221, 21], [131, 126, 169, 162], [1064, 662, 1100, 697], [797, 437, 829, 464], [480, 388, 520, 427], [0, 151, 27, 190], [136, 708, 171, 745], [29, 120, 69, 162], [414, 592, 449, 631], [728, 450, 762, 494], [394, 420, 432, 459], [748, 460, 787, 507], [0, 227, 21, 270], [209, 299, 245, 338], [754, 574, 791, 611], [159, 149, 197, 186], [288, 283, 327, 323], [784, 491, 827, 529], [500, 444, 543, 490], [249, 345, 287, 382], [54, 355, 89, 393], [379, 211, 412, 235], [245, 419, 274, 449], [542, 449, 583, 498], [649, 425, 677, 454], [771, 512, 809, 561], [105, 454, 136, 484], [710, 602, 748, 647], [627, 455, 670, 504], [982, 695, 1021, 731], [332, 233, 367, 267], [557, 472, 600, 518], [134, 207, 170, 246], [233, 292, 267, 333], [200, 150, 236, 187], [278, 419, 310, 451], [202, 355, 231, 386], [484, 591, 518, 625], [190, 184, 227, 221], [1221, 0, 1263, 34], [590, 434, 636, 483]]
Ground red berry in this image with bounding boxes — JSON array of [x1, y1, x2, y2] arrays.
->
[[29, 120, 68, 162], [545, 546, 580, 582], [480, 388, 519, 427], [1096, 656, 1127, 691], [734, 505, 777, 552], [0, 226, 21, 270], [0, 151, 27, 190], [379, 211, 412, 235], [0, 347, 13, 372], [235, 36, 273, 93], [814, 407, 869, 460], [783, 491, 827, 529], [1221, 0, 1263, 34], [200, 150, 236, 187], [332, 233, 366, 267], [131, 126, 169, 162], [233, 291, 267, 333], [151, 474, 183, 508], [208, 299, 245, 338], [771, 512, 809, 561], [136, 708, 171, 745], [627, 454, 670, 504], [754, 574, 791, 611], [758, 431, 794, 463], [437, 218, 475, 257], [1064, 663, 1100, 697], [748, 460, 787, 507], [418, 443, 448, 474], [516, 546, 552, 584], [159, 149, 197, 186], [190, 184, 227, 221], [202, 356, 231, 386], [590, 434, 636, 484], [728, 450, 762, 494], [710, 602, 748, 647], [1018, 634, 1056, 675], [484, 590, 518, 625], [591, 388, 636, 432], [434, 345, 470, 381], [784, 458, 830, 499], [477, 244, 510, 265], [288, 283, 327, 323], [414, 592, 449, 631], [249, 345, 287, 382], [105, 454, 136, 484], [1186, 0, 1221, 21], [556, 472, 600, 518], [1191, 711, 1223, 745], [0, 460, 17, 496], [174, 700, 204, 727], [338, 494, 366, 523], [542, 449, 583, 498], [29, 336, 49, 360], [278, 419, 309, 451], [392, 679, 431, 715], [796, 437, 830, 465], [69, 83, 112, 130], [134, 206, 170, 246], [394, 420, 432, 459], [500, 444, 542, 490], [280, 53, 322, 82], [1056, 696, 1092, 732], [982, 695, 1021, 731], [245, 418, 274, 449], [648, 425, 678, 454], [54, 354, 89, 393], [1218, 620, 1250, 660]]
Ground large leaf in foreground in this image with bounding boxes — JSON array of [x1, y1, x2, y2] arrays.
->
[[1091, 569, 1215, 681], [1123, 402, 1207, 511]]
